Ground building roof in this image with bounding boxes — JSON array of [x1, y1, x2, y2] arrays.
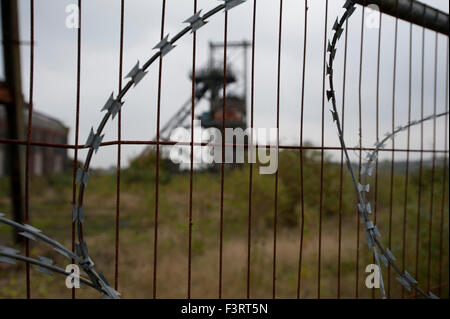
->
[[0, 104, 68, 132]]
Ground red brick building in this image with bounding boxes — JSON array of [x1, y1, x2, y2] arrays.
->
[[0, 105, 69, 176]]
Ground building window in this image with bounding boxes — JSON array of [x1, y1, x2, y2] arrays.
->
[[34, 151, 44, 176], [54, 154, 63, 173], [0, 147, 4, 176]]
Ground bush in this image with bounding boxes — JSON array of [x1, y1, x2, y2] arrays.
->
[[122, 149, 172, 185]]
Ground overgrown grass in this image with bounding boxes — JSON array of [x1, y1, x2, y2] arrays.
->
[[0, 149, 448, 299]]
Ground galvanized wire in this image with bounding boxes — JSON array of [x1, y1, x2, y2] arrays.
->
[[326, 0, 447, 299]]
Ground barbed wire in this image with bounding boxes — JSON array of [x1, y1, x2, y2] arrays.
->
[[326, 0, 447, 299], [0, 213, 111, 295]]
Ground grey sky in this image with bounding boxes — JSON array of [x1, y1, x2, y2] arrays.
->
[[2, 0, 449, 168]]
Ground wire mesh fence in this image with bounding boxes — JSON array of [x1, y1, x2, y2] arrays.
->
[[0, 0, 448, 299]]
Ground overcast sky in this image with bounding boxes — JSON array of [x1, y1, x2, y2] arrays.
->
[[1, 0, 449, 168]]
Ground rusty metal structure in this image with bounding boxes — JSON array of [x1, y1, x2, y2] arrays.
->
[[158, 40, 250, 141]]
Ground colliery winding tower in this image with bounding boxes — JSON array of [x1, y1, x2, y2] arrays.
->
[[158, 40, 250, 141]]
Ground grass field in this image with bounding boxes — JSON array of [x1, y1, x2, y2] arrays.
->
[[0, 149, 448, 299]]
